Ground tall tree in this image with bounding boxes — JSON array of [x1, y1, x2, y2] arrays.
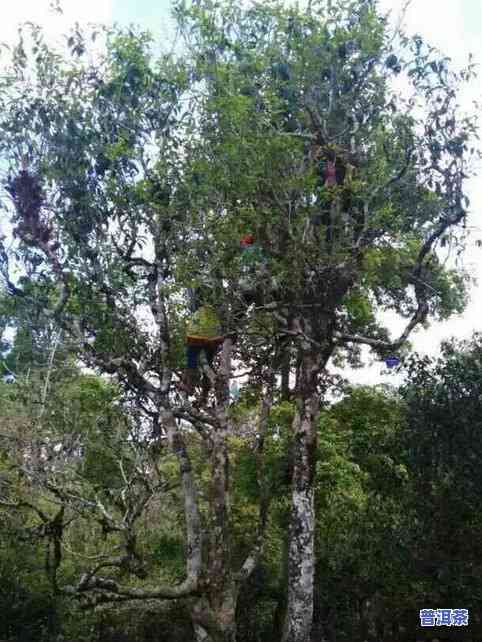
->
[[0, 1, 478, 640], [0, 21, 273, 642], [174, 1, 477, 639]]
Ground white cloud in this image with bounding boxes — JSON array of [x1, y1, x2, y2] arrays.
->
[[0, 0, 113, 47]]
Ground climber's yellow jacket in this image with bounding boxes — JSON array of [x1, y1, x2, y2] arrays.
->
[[186, 305, 224, 346]]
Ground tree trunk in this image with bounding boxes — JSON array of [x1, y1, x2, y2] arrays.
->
[[191, 339, 238, 642], [191, 592, 237, 642], [282, 349, 319, 642], [359, 599, 369, 642], [191, 438, 237, 641]]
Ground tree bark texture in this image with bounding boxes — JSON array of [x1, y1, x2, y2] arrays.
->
[[282, 350, 320, 642], [191, 339, 238, 642], [192, 593, 237, 642]]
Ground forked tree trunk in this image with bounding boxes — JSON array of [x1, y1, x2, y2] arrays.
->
[[191, 339, 238, 642], [190, 341, 274, 641], [192, 591, 237, 642], [190, 449, 237, 641]]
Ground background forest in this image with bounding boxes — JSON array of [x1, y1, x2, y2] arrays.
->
[[0, 0, 481, 641], [3, 328, 482, 641]]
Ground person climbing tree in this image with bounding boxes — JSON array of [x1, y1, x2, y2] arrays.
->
[[323, 154, 338, 187], [238, 233, 267, 307], [307, 144, 358, 248], [183, 304, 224, 396]]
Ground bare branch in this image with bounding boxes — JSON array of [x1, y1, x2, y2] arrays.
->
[[64, 574, 199, 601]]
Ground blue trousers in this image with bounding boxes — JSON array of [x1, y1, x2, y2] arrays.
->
[[186, 345, 217, 369]]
